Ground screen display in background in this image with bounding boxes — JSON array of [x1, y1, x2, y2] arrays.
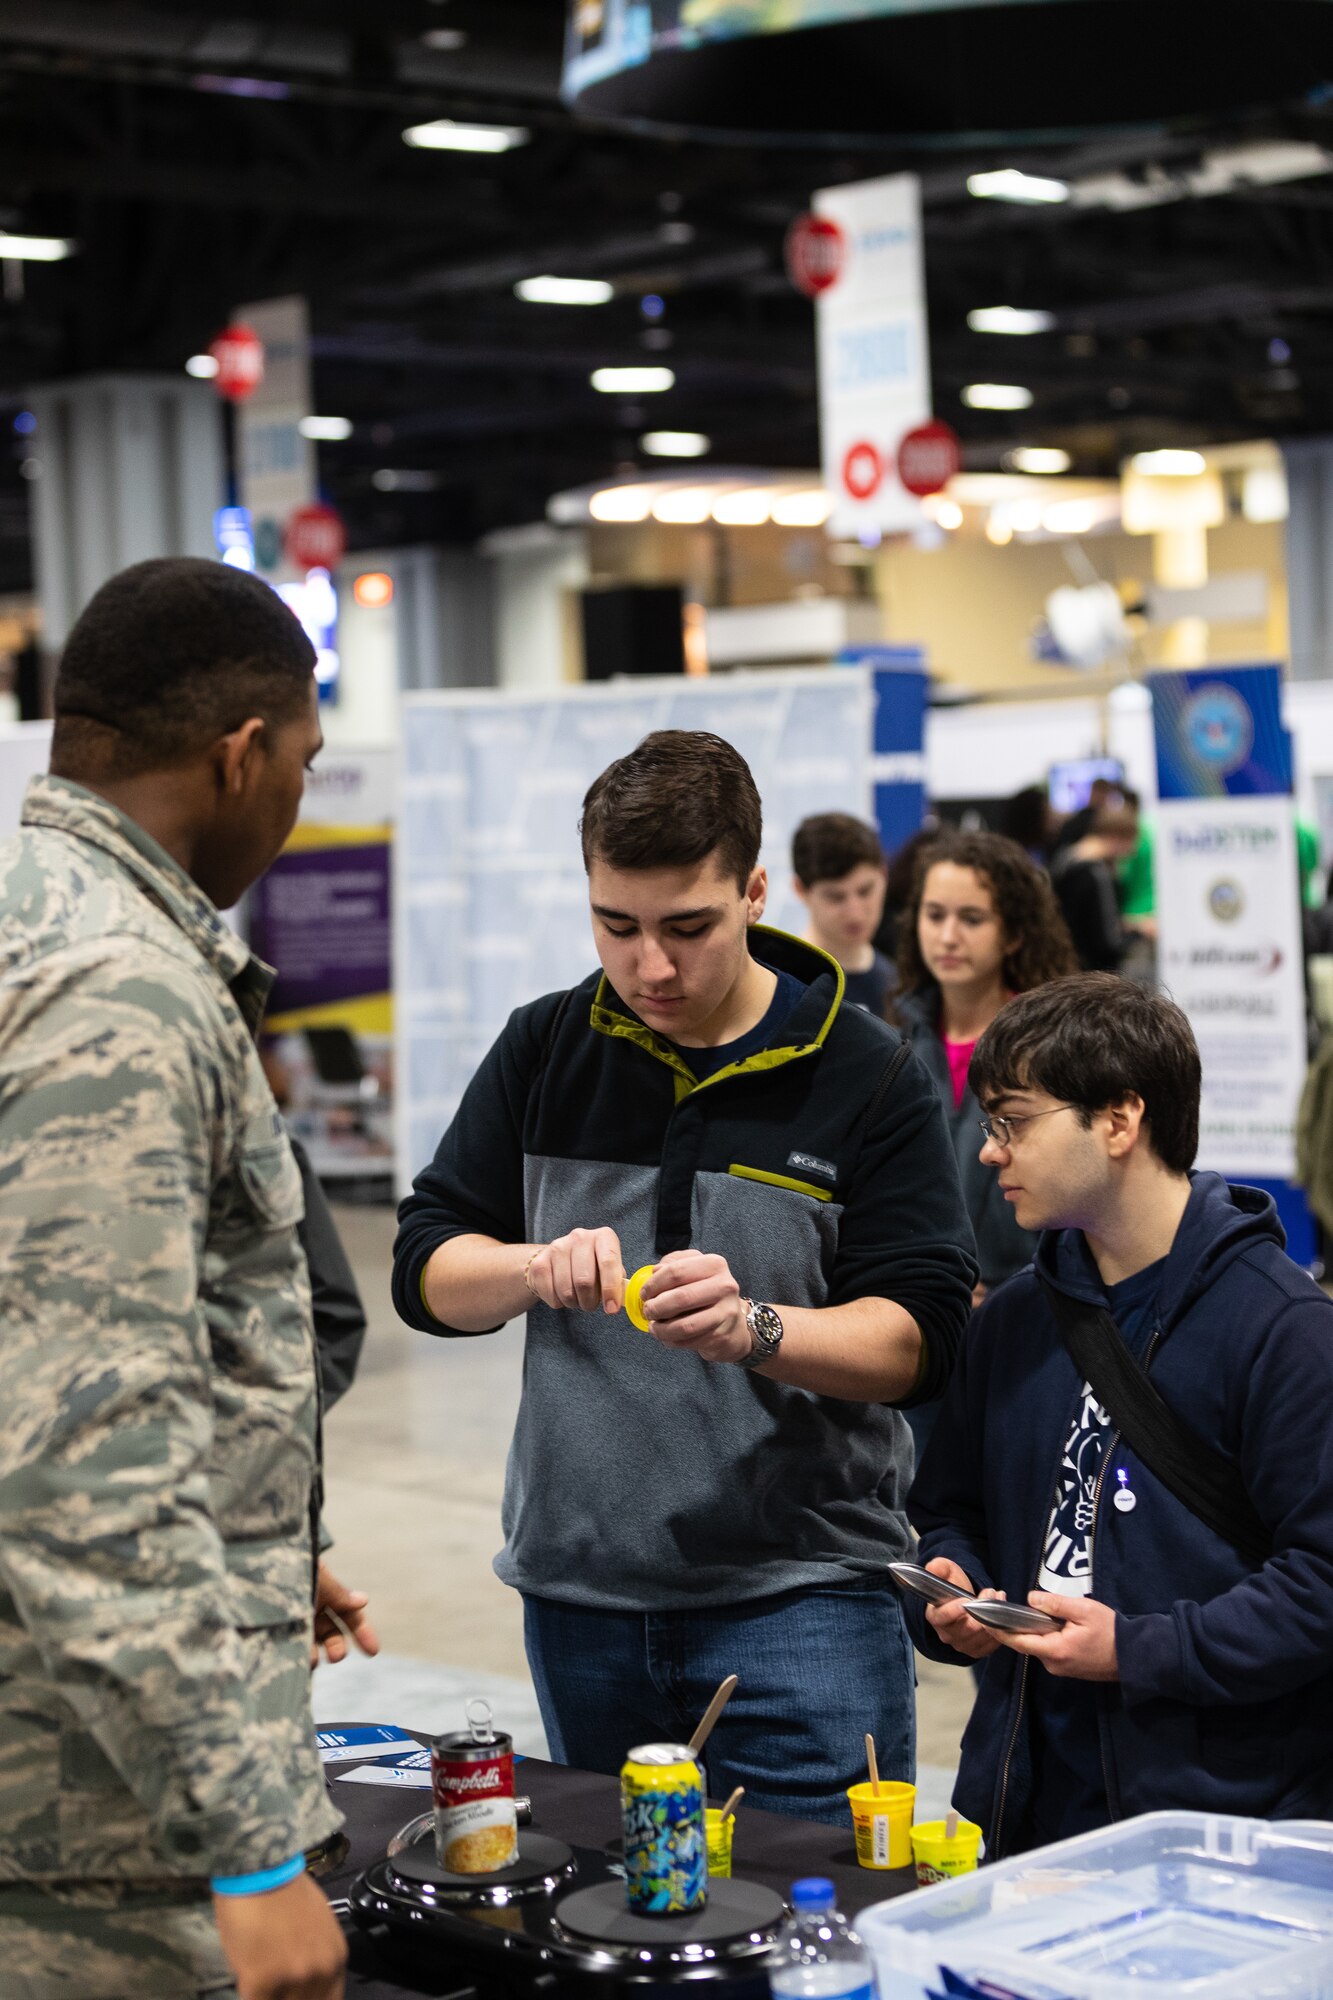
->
[[1047, 757, 1124, 816], [565, 0, 925, 95]]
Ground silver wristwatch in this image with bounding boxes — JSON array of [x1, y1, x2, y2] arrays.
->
[[738, 1299, 784, 1369]]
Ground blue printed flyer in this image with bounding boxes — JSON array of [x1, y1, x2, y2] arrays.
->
[[317, 1725, 420, 1765]]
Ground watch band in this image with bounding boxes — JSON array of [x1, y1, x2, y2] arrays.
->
[[738, 1298, 783, 1369]]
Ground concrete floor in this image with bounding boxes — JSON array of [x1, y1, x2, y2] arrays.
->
[[315, 1203, 975, 1815]]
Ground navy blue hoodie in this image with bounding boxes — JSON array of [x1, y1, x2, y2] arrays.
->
[[906, 1172, 1333, 1856]]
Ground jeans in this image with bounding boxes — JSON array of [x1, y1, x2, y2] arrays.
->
[[523, 1581, 915, 1825]]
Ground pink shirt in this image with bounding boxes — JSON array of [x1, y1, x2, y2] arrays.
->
[[944, 1034, 977, 1111]]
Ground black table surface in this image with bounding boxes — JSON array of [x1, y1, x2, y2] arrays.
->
[[320, 1726, 918, 1999]]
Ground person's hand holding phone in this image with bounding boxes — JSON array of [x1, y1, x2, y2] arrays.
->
[[922, 1557, 1007, 1660]]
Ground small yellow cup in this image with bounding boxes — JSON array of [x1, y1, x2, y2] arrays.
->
[[910, 1816, 982, 1887], [705, 1807, 734, 1878], [847, 1780, 914, 1870]]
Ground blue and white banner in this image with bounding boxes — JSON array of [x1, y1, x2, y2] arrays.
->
[[1149, 666, 1305, 1180]]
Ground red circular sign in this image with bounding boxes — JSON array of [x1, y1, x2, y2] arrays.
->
[[286, 502, 346, 573], [842, 439, 883, 501], [897, 419, 962, 498], [207, 321, 264, 402], [784, 214, 846, 298]]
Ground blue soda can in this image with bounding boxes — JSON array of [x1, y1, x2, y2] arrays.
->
[[621, 1742, 707, 1914]]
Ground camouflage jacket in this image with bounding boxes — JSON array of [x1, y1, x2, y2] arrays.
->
[[0, 776, 340, 1885]]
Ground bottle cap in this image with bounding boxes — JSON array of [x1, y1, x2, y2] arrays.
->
[[790, 1876, 835, 1911], [624, 1265, 655, 1332]]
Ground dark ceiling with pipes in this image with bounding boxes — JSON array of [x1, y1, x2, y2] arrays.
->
[[3, 0, 1333, 586]]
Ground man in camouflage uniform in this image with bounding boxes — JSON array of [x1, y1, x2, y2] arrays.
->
[[0, 558, 349, 1998]]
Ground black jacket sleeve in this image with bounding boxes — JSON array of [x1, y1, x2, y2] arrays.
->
[[904, 1300, 1001, 1661], [391, 993, 562, 1337], [828, 1041, 978, 1402], [290, 1132, 367, 1412]]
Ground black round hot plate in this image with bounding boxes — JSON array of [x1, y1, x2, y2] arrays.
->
[[385, 1830, 575, 1903], [557, 1877, 784, 1946]]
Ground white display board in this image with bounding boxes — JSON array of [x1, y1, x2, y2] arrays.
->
[[0, 721, 53, 838], [1156, 795, 1307, 1179], [395, 669, 872, 1194]]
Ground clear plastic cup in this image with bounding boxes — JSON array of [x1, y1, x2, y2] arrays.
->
[[704, 1807, 734, 1877], [846, 1780, 914, 1870], [910, 1815, 983, 1886]]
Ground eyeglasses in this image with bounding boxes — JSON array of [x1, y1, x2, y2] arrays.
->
[[977, 1104, 1078, 1148]]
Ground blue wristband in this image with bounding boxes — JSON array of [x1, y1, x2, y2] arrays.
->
[[210, 1853, 305, 1897]]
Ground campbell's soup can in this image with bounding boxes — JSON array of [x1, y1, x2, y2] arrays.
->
[[431, 1730, 518, 1874], [621, 1742, 706, 1914]]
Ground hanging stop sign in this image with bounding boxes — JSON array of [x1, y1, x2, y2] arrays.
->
[[208, 322, 265, 402], [286, 502, 347, 573], [897, 419, 962, 497], [785, 214, 846, 298], [842, 439, 883, 502]]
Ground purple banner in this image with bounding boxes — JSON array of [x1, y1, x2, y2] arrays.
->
[[250, 839, 391, 1017]]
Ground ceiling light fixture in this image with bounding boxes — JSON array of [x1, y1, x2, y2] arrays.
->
[[0, 232, 75, 261], [640, 430, 710, 457], [403, 119, 529, 153], [299, 415, 353, 441], [372, 467, 439, 492], [515, 275, 615, 305], [771, 490, 833, 528], [650, 487, 712, 525], [1129, 448, 1207, 476], [967, 306, 1056, 336], [589, 486, 654, 522], [962, 383, 1034, 410], [185, 353, 219, 378], [1041, 499, 1102, 535], [923, 495, 964, 530], [1005, 447, 1071, 475], [967, 168, 1070, 205], [591, 366, 674, 394], [420, 27, 467, 49], [711, 489, 773, 527]]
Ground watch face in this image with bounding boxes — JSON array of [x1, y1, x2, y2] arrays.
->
[[750, 1302, 783, 1349]]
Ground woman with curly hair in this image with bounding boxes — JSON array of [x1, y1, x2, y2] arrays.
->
[[893, 829, 1079, 1305]]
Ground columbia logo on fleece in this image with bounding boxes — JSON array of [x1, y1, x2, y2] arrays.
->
[[788, 1151, 837, 1182]]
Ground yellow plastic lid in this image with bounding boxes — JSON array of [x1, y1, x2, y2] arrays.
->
[[624, 1265, 655, 1332]]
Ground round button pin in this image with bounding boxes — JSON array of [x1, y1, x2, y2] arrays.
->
[[1113, 1486, 1137, 1513]]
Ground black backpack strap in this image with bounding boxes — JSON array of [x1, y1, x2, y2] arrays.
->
[[1037, 1276, 1271, 1568]]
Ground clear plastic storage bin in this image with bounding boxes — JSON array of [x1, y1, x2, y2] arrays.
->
[[858, 1812, 1333, 2000]]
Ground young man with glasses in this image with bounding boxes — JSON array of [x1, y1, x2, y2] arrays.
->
[[902, 973, 1333, 1855]]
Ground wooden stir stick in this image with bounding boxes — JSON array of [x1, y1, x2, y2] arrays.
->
[[688, 1674, 738, 1757], [864, 1731, 882, 1796], [945, 1808, 959, 1841], [718, 1785, 745, 1821]]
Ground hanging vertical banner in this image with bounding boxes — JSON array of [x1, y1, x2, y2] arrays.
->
[[1150, 665, 1306, 1181], [813, 171, 930, 542], [235, 294, 316, 583]]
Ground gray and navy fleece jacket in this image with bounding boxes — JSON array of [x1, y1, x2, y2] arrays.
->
[[393, 928, 977, 1612]]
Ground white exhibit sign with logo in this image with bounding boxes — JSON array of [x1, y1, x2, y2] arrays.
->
[[1156, 794, 1306, 1178], [813, 171, 929, 541]]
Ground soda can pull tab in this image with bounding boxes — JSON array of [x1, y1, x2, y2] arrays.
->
[[465, 1697, 495, 1745]]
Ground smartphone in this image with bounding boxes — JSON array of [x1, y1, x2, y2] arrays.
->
[[887, 1560, 971, 1607], [961, 1598, 1064, 1635]]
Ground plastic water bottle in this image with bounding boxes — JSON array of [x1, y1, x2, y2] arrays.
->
[[769, 1877, 877, 2000]]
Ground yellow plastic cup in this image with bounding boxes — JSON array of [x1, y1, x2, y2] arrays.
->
[[705, 1807, 734, 1877], [910, 1816, 983, 1886], [847, 1781, 914, 1870], [624, 1265, 655, 1332]]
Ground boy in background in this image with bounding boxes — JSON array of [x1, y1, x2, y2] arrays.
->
[[792, 812, 895, 1014]]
